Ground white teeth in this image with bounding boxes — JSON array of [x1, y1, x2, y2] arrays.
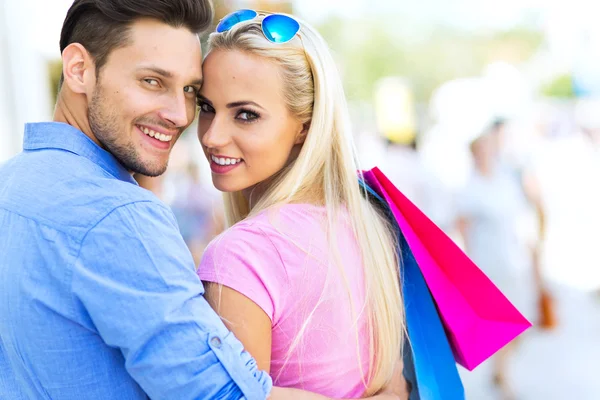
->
[[211, 155, 242, 166], [138, 125, 173, 142]]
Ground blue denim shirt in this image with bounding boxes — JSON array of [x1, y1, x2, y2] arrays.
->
[[0, 122, 272, 400]]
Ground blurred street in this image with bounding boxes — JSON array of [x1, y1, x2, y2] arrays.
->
[[460, 285, 600, 399], [458, 133, 600, 399]]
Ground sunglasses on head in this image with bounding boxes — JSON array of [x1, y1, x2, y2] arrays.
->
[[216, 9, 301, 44]]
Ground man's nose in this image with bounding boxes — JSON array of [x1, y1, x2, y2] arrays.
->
[[158, 92, 192, 128]]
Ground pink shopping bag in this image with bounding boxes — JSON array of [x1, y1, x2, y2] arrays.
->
[[363, 167, 532, 370]]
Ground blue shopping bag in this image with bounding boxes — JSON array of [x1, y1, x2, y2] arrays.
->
[[360, 178, 464, 400]]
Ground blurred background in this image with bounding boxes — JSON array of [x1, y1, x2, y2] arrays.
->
[[1, 0, 599, 398]]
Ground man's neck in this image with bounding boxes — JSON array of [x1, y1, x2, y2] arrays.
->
[[53, 91, 135, 177], [53, 92, 102, 148]]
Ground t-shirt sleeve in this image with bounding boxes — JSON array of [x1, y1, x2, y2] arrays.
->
[[198, 223, 289, 324]]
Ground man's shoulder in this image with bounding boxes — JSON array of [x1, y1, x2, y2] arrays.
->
[[0, 149, 164, 239]]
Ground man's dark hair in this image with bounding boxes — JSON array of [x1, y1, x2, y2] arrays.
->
[[58, 0, 214, 86]]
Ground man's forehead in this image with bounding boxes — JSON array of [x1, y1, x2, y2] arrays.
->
[[131, 22, 199, 44], [114, 19, 202, 80], [124, 18, 201, 55]]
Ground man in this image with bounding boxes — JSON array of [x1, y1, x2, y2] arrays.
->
[[0, 1, 407, 399]]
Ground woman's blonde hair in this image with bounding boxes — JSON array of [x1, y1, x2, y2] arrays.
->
[[206, 14, 404, 394]]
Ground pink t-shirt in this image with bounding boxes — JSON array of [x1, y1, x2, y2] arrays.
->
[[198, 203, 371, 398]]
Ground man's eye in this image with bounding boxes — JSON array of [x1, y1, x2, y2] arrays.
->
[[144, 79, 159, 86], [184, 86, 198, 94]]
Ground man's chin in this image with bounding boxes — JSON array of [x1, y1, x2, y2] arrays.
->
[[125, 159, 168, 178], [132, 166, 167, 178]]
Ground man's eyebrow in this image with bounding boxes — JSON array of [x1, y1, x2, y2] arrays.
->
[[138, 66, 173, 78], [138, 66, 203, 86]]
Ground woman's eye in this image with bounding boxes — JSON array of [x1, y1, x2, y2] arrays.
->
[[237, 110, 259, 122], [198, 101, 214, 113]]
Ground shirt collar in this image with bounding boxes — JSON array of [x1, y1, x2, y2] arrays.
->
[[23, 122, 138, 185]]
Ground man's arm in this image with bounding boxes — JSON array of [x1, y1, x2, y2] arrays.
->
[[72, 201, 271, 400]]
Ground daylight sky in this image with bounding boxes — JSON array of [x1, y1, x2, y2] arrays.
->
[[4, 0, 596, 65]]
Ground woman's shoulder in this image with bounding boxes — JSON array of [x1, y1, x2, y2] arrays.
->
[[204, 216, 272, 256], [207, 204, 334, 267], [204, 203, 353, 269], [202, 204, 314, 257], [240, 203, 328, 234], [199, 207, 292, 289]]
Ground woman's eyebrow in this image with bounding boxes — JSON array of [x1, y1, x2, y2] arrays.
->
[[226, 101, 265, 111]]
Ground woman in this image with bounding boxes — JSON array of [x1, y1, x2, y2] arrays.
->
[[195, 9, 405, 398]]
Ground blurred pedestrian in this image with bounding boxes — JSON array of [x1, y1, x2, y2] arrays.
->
[[456, 118, 550, 399]]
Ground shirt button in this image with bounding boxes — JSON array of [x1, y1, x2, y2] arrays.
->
[[210, 336, 222, 348]]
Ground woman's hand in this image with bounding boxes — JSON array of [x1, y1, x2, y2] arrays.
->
[[377, 359, 411, 400]]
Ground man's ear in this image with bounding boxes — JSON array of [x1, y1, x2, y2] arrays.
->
[[294, 122, 310, 145], [61, 43, 96, 95]]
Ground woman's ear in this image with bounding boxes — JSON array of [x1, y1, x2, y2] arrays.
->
[[294, 122, 310, 145], [61, 43, 96, 95]]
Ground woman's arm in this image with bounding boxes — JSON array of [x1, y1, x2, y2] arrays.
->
[[269, 359, 409, 400], [204, 282, 410, 400], [203, 282, 272, 372], [269, 387, 402, 400]]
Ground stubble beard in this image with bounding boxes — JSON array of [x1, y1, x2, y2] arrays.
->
[[88, 85, 169, 177]]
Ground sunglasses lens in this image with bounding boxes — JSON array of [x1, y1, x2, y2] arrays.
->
[[216, 9, 257, 33], [262, 15, 300, 43]]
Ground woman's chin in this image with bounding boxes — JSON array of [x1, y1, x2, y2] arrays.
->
[[212, 178, 242, 194]]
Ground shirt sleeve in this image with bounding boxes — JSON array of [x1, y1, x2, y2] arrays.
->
[[72, 201, 272, 400], [198, 223, 289, 324]]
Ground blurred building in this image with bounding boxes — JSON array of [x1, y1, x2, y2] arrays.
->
[[1, 0, 18, 161], [1, 0, 56, 162]]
